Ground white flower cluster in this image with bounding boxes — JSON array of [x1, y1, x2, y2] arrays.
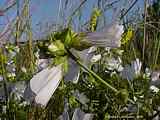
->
[[120, 58, 142, 81], [105, 57, 123, 72], [90, 54, 101, 63]]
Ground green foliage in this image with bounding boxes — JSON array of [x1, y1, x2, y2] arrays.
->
[[116, 89, 129, 104], [1, 0, 160, 120], [89, 8, 102, 32], [15, 45, 35, 81], [121, 27, 133, 45]]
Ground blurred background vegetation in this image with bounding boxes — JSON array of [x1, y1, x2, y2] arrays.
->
[[0, 0, 160, 119]]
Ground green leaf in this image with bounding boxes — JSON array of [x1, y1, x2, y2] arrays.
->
[[89, 8, 102, 32], [64, 28, 72, 48]]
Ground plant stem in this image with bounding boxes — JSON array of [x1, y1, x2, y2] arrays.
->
[[143, 0, 147, 61], [0, 48, 11, 119], [0, 48, 8, 101], [77, 60, 118, 92], [67, 49, 135, 104]]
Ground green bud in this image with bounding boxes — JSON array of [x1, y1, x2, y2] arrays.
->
[[48, 40, 66, 56]]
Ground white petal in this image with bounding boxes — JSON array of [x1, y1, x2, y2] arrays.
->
[[35, 65, 62, 107], [131, 58, 142, 76], [84, 22, 123, 48], [151, 71, 160, 82], [150, 85, 159, 93], [106, 57, 121, 71], [90, 54, 101, 63], [105, 47, 111, 52], [37, 59, 50, 70], [0, 76, 3, 81], [117, 65, 124, 72], [115, 24, 124, 39], [64, 58, 80, 82], [30, 68, 51, 94], [87, 46, 97, 53], [72, 108, 94, 120]]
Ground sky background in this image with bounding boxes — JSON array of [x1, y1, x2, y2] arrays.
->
[[0, 0, 144, 39]]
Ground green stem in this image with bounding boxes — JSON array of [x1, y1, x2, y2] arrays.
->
[[0, 49, 8, 101], [0, 48, 11, 119], [77, 60, 118, 93], [154, 34, 160, 69], [67, 49, 135, 104]]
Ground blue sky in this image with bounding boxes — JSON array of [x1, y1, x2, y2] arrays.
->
[[0, 0, 59, 26], [0, 0, 144, 38]]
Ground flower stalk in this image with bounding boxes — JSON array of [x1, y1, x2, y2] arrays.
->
[[67, 49, 135, 104]]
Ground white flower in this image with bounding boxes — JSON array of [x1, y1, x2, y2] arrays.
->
[[88, 46, 97, 53], [84, 22, 124, 48], [150, 85, 159, 93], [90, 54, 101, 63], [106, 58, 118, 70], [121, 58, 142, 80], [72, 108, 94, 120], [151, 71, 160, 82], [131, 58, 142, 76], [150, 71, 160, 86], [7, 60, 14, 65], [29, 64, 63, 107], [117, 65, 124, 72], [37, 59, 50, 70], [106, 57, 123, 71], [133, 96, 137, 101], [105, 47, 111, 52], [115, 24, 124, 40], [64, 58, 80, 83], [19, 101, 29, 107]]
